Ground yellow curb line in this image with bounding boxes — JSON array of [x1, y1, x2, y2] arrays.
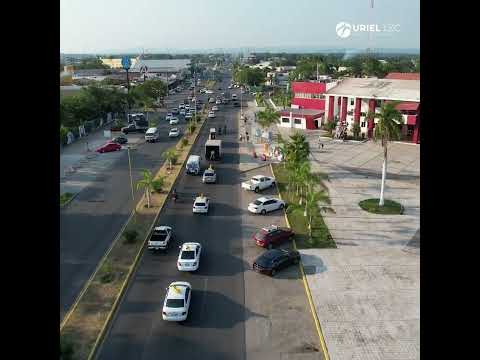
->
[[87, 117, 209, 360], [270, 163, 331, 360]]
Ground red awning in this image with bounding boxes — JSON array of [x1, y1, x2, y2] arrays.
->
[[384, 72, 420, 80], [385, 101, 419, 111]]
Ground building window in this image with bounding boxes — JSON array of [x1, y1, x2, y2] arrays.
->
[[282, 117, 290, 123], [361, 121, 366, 128], [350, 98, 354, 106], [294, 118, 302, 124]]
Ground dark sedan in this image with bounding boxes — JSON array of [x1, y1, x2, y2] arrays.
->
[[111, 136, 128, 145], [253, 249, 300, 276]]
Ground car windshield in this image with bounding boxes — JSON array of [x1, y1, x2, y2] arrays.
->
[[255, 231, 267, 240], [165, 298, 184, 308], [204, 171, 214, 176], [154, 230, 167, 236], [195, 202, 205, 207], [253, 200, 263, 205], [181, 250, 195, 259]]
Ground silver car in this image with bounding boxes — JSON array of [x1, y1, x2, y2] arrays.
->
[[202, 168, 217, 183]]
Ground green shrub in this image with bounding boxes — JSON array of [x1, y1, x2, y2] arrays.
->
[[123, 229, 139, 244], [99, 261, 115, 283], [181, 138, 189, 148], [60, 335, 74, 360], [152, 177, 165, 193]]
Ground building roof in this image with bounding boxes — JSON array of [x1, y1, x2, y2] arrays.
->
[[279, 108, 325, 117], [292, 81, 326, 94], [326, 78, 420, 102], [384, 72, 420, 80], [130, 59, 191, 73]]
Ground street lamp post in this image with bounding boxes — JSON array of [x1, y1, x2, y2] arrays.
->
[[127, 146, 135, 211]]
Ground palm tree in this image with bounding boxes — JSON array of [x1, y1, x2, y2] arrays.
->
[[162, 148, 178, 170], [256, 108, 280, 131], [285, 132, 310, 164], [366, 101, 402, 206], [294, 161, 311, 204], [304, 189, 333, 241], [255, 92, 264, 107], [136, 169, 154, 208]]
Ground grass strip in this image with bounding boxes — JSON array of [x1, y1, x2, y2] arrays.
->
[[60, 192, 74, 206], [271, 163, 336, 249], [60, 114, 208, 360], [359, 198, 403, 214]]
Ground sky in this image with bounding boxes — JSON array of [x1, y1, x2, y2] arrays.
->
[[60, 0, 419, 54]]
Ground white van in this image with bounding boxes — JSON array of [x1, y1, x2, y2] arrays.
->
[[145, 127, 159, 143], [186, 155, 201, 175]]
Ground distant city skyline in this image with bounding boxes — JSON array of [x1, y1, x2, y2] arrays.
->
[[61, 0, 419, 54]]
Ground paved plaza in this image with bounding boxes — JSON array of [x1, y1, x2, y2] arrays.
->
[[276, 126, 420, 360]]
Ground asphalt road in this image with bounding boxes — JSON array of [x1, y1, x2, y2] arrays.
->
[[97, 75, 248, 360], [60, 84, 205, 321]]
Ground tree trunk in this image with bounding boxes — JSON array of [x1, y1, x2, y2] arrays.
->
[[379, 146, 388, 206], [145, 189, 151, 208]]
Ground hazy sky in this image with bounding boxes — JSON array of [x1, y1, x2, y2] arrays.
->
[[60, 0, 419, 53]]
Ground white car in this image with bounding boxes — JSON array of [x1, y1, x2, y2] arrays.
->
[[162, 282, 192, 322], [200, 88, 206, 94], [205, 89, 214, 94], [193, 195, 210, 214], [148, 226, 173, 250], [185, 104, 190, 111], [241, 175, 276, 192], [165, 113, 173, 121], [191, 97, 196, 102], [215, 99, 222, 105], [169, 128, 180, 137], [208, 111, 216, 118], [179, 104, 185, 110], [212, 105, 219, 111], [202, 168, 216, 183], [177, 242, 202, 271], [170, 117, 179, 125], [248, 197, 286, 215], [185, 113, 193, 120]]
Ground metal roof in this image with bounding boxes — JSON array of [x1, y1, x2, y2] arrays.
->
[[130, 59, 191, 73], [384, 72, 420, 80]]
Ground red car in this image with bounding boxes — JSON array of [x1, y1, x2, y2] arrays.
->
[[252, 225, 294, 249], [96, 142, 121, 153]]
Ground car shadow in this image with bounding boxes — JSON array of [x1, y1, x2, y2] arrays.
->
[[183, 289, 268, 329], [299, 253, 328, 275]]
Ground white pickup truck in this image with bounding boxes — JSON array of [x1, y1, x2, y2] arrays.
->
[[241, 175, 276, 193], [148, 226, 173, 250]]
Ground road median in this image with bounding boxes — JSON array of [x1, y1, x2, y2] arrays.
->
[[60, 114, 209, 360]]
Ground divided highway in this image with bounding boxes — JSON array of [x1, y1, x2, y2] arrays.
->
[[97, 76, 247, 360], [60, 87, 199, 321]]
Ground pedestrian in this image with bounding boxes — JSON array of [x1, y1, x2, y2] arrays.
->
[[239, 134, 243, 142], [321, 143, 324, 149], [210, 150, 215, 161]]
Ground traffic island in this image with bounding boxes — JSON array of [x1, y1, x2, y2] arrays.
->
[[359, 198, 404, 215], [60, 115, 208, 360], [271, 163, 336, 249]]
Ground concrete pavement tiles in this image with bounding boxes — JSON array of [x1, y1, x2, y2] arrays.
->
[[273, 127, 420, 360]]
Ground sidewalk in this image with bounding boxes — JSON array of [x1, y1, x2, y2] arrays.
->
[[237, 100, 279, 172], [278, 127, 420, 360]]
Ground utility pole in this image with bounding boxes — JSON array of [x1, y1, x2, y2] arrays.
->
[[127, 146, 135, 214]]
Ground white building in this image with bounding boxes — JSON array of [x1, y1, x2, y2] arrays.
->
[[324, 77, 421, 143]]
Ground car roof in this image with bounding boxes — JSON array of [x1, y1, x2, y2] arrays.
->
[[170, 128, 178, 131], [260, 224, 280, 233], [195, 196, 208, 202], [154, 226, 170, 231], [256, 197, 271, 203], [146, 127, 158, 132], [167, 282, 190, 299], [181, 242, 201, 251]]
